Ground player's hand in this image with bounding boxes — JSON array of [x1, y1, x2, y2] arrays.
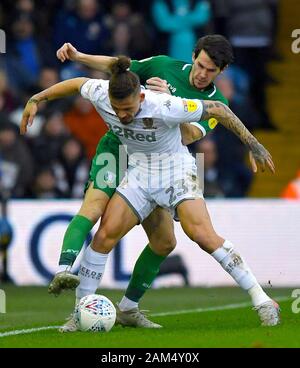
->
[[20, 99, 38, 135], [56, 42, 79, 62], [248, 143, 275, 174], [146, 77, 171, 94]]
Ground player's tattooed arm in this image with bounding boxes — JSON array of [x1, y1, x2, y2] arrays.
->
[[20, 78, 88, 135], [201, 101, 275, 173]]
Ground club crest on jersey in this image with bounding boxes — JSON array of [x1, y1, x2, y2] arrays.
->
[[183, 100, 198, 113], [142, 118, 156, 130]]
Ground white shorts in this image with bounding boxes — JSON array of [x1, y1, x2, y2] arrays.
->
[[116, 164, 203, 223]]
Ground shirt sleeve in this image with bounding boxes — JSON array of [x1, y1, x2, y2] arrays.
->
[[158, 93, 204, 128], [80, 78, 107, 103]]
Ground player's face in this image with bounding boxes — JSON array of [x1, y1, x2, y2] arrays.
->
[[110, 92, 145, 124], [191, 50, 222, 89]]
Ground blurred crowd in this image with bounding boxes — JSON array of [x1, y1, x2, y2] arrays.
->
[[0, 0, 282, 199]]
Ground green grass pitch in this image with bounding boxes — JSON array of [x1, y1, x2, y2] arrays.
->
[[0, 286, 298, 348]]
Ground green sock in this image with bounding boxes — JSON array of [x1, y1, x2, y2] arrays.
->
[[59, 215, 94, 266], [125, 244, 166, 302]]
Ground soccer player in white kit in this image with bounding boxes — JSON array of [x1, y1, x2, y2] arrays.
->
[[20, 56, 279, 329]]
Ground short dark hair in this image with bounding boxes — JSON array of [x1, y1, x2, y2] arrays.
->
[[109, 56, 140, 99], [193, 35, 234, 70]]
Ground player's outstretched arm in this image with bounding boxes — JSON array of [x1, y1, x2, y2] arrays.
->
[[56, 43, 117, 73], [20, 77, 88, 135], [201, 100, 275, 174]]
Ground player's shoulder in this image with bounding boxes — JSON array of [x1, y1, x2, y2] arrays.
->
[[133, 55, 176, 66], [80, 78, 109, 102]]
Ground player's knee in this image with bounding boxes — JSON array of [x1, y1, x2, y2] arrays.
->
[[187, 227, 219, 253], [151, 236, 176, 256], [79, 201, 105, 224], [92, 227, 116, 254]]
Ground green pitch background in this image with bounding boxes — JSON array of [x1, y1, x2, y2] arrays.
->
[[0, 286, 298, 348]]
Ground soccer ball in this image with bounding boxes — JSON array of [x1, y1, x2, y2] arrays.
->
[[75, 294, 116, 332]]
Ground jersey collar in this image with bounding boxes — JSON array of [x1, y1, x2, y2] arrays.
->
[[182, 63, 217, 95]]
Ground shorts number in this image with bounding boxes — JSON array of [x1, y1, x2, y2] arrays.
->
[[165, 179, 188, 206]]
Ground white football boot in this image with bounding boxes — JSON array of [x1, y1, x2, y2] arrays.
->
[[254, 300, 280, 326], [115, 303, 162, 328]]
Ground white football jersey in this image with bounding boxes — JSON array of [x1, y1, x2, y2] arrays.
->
[[80, 79, 205, 172]]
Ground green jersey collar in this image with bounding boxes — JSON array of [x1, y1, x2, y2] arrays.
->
[[182, 63, 217, 97]]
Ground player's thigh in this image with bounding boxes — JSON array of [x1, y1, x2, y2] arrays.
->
[[142, 207, 176, 255], [78, 182, 110, 223], [81, 134, 122, 223], [92, 193, 139, 253], [177, 199, 224, 252]]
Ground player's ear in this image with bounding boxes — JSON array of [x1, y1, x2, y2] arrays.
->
[[192, 53, 196, 63], [140, 93, 145, 102]]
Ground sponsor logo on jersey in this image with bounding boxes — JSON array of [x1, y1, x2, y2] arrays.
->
[[208, 118, 218, 129], [107, 122, 157, 142], [183, 100, 198, 113], [142, 118, 157, 130]]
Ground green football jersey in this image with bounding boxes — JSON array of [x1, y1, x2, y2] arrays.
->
[[130, 55, 228, 135]]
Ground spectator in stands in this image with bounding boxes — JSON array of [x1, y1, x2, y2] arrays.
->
[[194, 137, 252, 198], [53, 0, 109, 56], [63, 95, 108, 160], [213, 70, 260, 171], [28, 167, 64, 199], [0, 69, 19, 114], [194, 138, 225, 198], [6, 12, 55, 91], [105, 1, 154, 59], [51, 137, 89, 198], [152, 0, 211, 62], [0, 118, 34, 198], [281, 170, 300, 199], [223, 0, 276, 130], [30, 111, 69, 166]]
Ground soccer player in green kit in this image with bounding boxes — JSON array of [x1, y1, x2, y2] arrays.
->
[[48, 35, 268, 330]]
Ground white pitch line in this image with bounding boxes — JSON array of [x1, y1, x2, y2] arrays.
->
[[150, 295, 290, 317], [0, 326, 61, 338], [0, 296, 290, 338]]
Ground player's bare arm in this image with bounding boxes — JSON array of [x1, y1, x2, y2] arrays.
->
[[201, 101, 275, 174], [180, 123, 203, 145], [57, 43, 117, 73], [20, 77, 88, 135]]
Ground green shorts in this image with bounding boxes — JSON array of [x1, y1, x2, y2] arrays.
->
[[85, 131, 124, 198]]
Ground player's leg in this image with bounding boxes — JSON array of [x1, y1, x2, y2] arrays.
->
[[59, 192, 140, 333], [49, 134, 120, 295], [48, 184, 110, 295], [75, 192, 140, 302], [121, 207, 176, 307], [117, 207, 176, 327], [59, 183, 110, 267], [177, 199, 280, 326]]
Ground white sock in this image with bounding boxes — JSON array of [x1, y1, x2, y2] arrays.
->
[[248, 284, 271, 307], [56, 265, 71, 274], [75, 245, 108, 301], [211, 240, 270, 306], [118, 296, 139, 311]]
